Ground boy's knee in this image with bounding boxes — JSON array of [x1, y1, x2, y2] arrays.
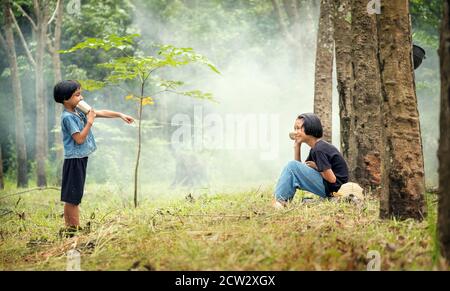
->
[[286, 160, 304, 171]]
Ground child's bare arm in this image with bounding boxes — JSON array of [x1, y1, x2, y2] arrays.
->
[[294, 143, 301, 162], [72, 110, 96, 144], [95, 110, 134, 124], [320, 169, 337, 184], [94, 110, 121, 118], [305, 161, 337, 184]]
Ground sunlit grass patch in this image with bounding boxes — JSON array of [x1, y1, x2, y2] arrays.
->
[[0, 184, 447, 270]]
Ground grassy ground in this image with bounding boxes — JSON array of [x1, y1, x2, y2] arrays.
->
[[0, 183, 447, 271]]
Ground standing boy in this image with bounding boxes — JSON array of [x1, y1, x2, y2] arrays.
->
[[54, 80, 134, 234]]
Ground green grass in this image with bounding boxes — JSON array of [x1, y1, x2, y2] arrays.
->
[[0, 183, 447, 271]]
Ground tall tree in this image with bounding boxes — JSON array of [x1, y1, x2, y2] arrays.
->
[[313, 0, 334, 143], [0, 0, 28, 188], [350, 0, 382, 193], [47, 0, 63, 185], [333, 0, 355, 180], [12, 0, 58, 187], [0, 144, 4, 190], [378, 0, 426, 220], [438, 0, 450, 261], [34, 0, 50, 187]]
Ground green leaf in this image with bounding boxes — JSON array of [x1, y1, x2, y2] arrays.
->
[[61, 34, 219, 106], [60, 34, 140, 54], [1, 68, 11, 78], [154, 78, 185, 90], [79, 79, 106, 91], [207, 63, 221, 75], [178, 90, 216, 102]]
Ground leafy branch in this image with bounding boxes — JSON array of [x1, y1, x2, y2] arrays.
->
[[61, 34, 220, 207]]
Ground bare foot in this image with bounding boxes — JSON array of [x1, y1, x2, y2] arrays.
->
[[272, 200, 286, 209]]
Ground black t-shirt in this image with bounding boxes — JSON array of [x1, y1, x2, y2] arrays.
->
[[306, 140, 349, 196]]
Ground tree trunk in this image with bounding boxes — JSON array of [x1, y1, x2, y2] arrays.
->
[[50, 0, 64, 186], [282, 0, 296, 27], [300, 0, 319, 84], [3, 0, 28, 188], [438, 0, 450, 261], [333, 0, 355, 180], [271, 0, 314, 85], [35, 2, 49, 187], [377, 0, 426, 220], [350, 0, 382, 193], [134, 82, 145, 208], [0, 144, 4, 190], [314, 0, 334, 143], [271, 0, 295, 45]]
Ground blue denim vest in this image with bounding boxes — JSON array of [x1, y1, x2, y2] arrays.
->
[[61, 108, 97, 159]]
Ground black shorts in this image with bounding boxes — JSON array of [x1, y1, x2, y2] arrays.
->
[[61, 157, 88, 205]]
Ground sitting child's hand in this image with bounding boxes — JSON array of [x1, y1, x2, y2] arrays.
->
[[305, 161, 318, 171], [120, 113, 134, 124]]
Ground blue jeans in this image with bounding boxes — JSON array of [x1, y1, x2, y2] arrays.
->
[[274, 160, 327, 201]]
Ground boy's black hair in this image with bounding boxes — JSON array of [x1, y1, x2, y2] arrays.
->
[[54, 80, 81, 104], [298, 113, 323, 138]]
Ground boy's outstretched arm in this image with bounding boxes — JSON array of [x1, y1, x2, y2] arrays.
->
[[95, 110, 134, 124]]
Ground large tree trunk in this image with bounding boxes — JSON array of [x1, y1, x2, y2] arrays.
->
[[50, 0, 64, 186], [313, 0, 334, 143], [333, 0, 355, 180], [350, 0, 382, 193], [35, 2, 49, 187], [378, 0, 426, 220], [438, 0, 450, 262], [3, 0, 28, 188], [0, 144, 4, 190]]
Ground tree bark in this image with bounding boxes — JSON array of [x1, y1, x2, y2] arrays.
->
[[333, 0, 355, 180], [48, 0, 64, 185], [35, 29, 48, 186], [377, 0, 426, 220], [314, 0, 334, 143], [438, 0, 450, 261], [12, 1, 62, 187], [0, 144, 4, 190], [350, 0, 382, 193], [34, 1, 50, 187], [2, 0, 28, 188]]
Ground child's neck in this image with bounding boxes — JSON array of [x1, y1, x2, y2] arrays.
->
[[64, 104, 76, 112], [305, 137, 320, 149]]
